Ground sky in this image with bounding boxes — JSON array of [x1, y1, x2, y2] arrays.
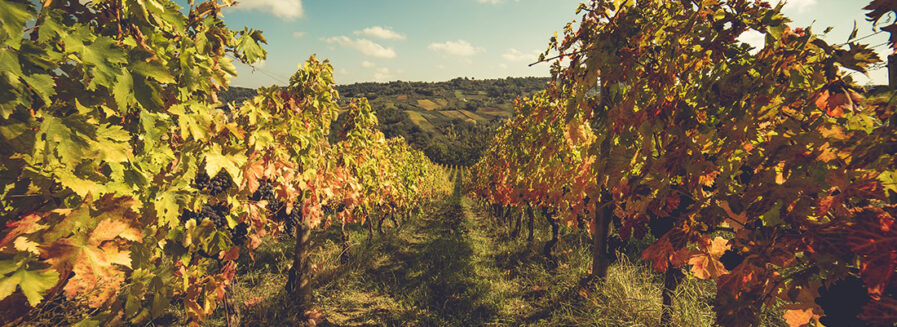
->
[[208, 0, 893, 88]]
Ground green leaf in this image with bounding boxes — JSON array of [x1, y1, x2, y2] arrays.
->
[[760, 201, 785, 227], [19, 73, 55, 106], [81, 35, 127, 67], [0, 49, 23, 76], [132, 61, 175, 84], [0, 266, 60, 307], [879, 171, 897, 194], [235, 28, 267, 64], [0, 0, 35, 49], [0, 259, 18, 276], [203, 144, 245, 184], [154, 190, 182, 228], [95, 124, 133, 163], [37, 12, 65, 44], [56, 169, 103, 197], [113, 68, 135, 111]]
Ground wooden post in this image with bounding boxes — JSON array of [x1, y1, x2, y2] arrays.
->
[[889, 54, 897, 90]]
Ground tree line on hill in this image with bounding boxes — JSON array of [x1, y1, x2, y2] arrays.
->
[[220, 77, 551, 166]]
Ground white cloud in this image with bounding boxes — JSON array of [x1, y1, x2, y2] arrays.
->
[[498, 63, 508, 69], [373, 67, 393, 81], [502, 48, 541, 63], [354, 26, 406, 40], [361, 60, 376, 68], [233, 0, 303, 19], [782, 0, 817, 12], [292, 32, 306, 38], [428, 40, 483, 57], [738, 30, 765, 54], [324, 36, 397, 58]]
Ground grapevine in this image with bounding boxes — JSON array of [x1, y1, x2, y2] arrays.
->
[[0, 1, 450, 325], [467, 1, 897, 326]]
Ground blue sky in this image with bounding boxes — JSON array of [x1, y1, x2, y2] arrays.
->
[[214, 0, 892, 88]]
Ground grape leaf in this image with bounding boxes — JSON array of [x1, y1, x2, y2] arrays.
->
[[0, 0, 34, 49], [782, 307, 816, 327], [204, 144, 246, 184], [0, 267, 59, 307]]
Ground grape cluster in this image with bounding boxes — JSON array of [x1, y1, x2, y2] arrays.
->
[[178, 203, 230, 230], [737, 165, 754, 185], [263, 198, 302, 232], [648, 216, 675, 238], [719, 250, 744, 270], [193, 170, 233, 196], [249, 180, 303, 233], [178, 208, 198, 223], [250, 180, 276, 202], [231, 222, 249, 246], [266, 199, 283, 215], [279, 200, 303, 232], [208, 172, 232, 196], [194, 171, 211, 190], [323, 205, 334, 216], [202, 203, 230, 229], [336, 203, 347, 213], [815, 276, 869, 326]]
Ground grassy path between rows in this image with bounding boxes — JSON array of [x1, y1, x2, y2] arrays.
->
[[314, 181, 522, 326], [210, 177, 780, 326]]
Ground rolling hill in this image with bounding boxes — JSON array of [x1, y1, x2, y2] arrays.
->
[[219, 77, 551, 166]]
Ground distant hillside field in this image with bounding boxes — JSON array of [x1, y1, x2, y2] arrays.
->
[[219, 77, 550, 166]]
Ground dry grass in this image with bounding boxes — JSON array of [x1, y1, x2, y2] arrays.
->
[[439, 110, 477, 124], [416, 99, 441, 111], [405, 110, 436, 132], [457, 110, 488, 122]]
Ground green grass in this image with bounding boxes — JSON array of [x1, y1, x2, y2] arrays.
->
[[405, 110, 437, 133], [160, 177, 788, 326]]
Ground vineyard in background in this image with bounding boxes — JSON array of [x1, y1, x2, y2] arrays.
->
[[467, 0, 897, 326]]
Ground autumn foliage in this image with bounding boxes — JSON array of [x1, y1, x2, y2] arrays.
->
[[0, 0, 449, 325], [468, 0, 897, 326]]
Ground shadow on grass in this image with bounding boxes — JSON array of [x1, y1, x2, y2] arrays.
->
[[310, 182, 500, 325]]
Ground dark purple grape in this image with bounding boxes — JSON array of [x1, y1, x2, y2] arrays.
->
[[648, 216, 674, 238], [202, 203, 229, 230], [250, 181, 276, 202], [737, 165, 754, 185], [280, 199, 303, 232], [816, 276, 869, 327], [179, 209, 198, 223], [719, 250, 744, 270], [208, 171, 233, 196], [231, 222, 248, 246], [267, 200, 284, 218], [194, 171, 211, 191]]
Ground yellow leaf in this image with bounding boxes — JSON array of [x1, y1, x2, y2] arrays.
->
[[13, 237, 40, 255], [783, 308, 814, 327]]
